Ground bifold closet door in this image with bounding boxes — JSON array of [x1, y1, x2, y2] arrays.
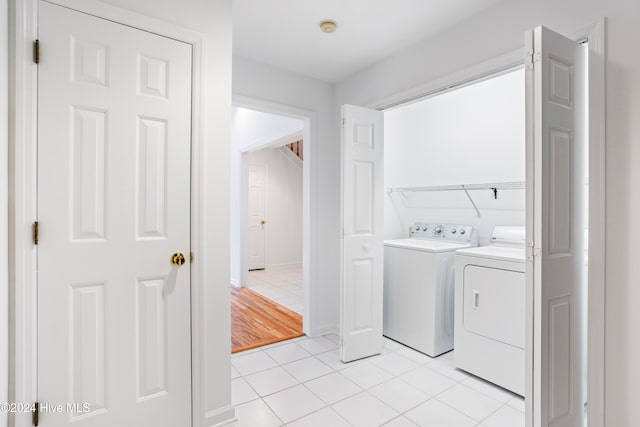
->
[[340, 104, 384, 363], [525, 25, 587, 427]]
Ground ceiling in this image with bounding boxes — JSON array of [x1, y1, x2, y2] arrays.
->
[[232, 107, 303, 150], [233, 0, 501, 83]]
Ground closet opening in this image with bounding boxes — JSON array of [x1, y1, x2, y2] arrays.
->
[[380, 64, 589, 424]]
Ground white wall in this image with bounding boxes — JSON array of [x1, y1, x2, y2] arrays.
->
[[249, 147, 303, 267], [6, 0, 233, 425], [384, 69, 525, 245], [233, 56, 338, 334], [334, 0, 640, 424], [230, 107, 303, 286], [1, 0, 8, 426]]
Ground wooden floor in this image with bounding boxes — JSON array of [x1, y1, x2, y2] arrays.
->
[[231, 287, 304, 353]]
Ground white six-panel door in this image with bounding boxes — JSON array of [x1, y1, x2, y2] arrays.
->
[[248, 163, 267, 270], [340, 105, 384, 363], [37, 2, 192, 426], [525, 26, 586, 427]]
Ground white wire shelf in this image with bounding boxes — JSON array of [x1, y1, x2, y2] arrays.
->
[[385, 181, 526, 217]]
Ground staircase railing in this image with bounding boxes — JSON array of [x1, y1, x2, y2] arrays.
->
[[285, 140, 303, 161]]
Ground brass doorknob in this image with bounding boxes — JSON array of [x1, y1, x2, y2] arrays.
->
[[171, 252, 186, 267], [261, 220, 266, 225]]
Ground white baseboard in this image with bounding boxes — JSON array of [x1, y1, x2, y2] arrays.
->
[[265, 262, 303, 270], [312, 324, 339, 338], [230, 279, 241, 288], [205, 405, 236, 426]]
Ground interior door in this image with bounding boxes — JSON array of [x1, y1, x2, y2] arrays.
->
[[340, 104, 384, 362], [525, 26, 586, 427], [37, 2, 192, 426], [248, 163, 266, 270]]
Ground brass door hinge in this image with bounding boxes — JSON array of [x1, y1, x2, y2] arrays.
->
[[33, 221, 39, 245], [33, 401, 40, 426], [190, 252, 194, 264], [33, 39, 40, 64]]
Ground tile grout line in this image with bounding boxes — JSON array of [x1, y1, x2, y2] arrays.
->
[[474, 397, 524, 426], [233, 335, 524, 426], [428, 381, 509, 425]]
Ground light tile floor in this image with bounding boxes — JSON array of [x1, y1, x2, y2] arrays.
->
[[230, 335, 525, 427], [248, 265, 303, 315]]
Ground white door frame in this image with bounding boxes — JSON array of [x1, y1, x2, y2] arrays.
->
[[8, 1, 221, 426], [232, 95, 315, 335], [372, 20, 605, 427]]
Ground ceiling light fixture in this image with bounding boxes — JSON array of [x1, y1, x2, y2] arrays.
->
[[320, 20, 337, 34]]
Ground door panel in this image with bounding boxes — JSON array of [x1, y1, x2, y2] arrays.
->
[[136, 277, 169, 400], [351, 259, 374, 331], [525, 26, 586, 427], [340, 105, 384, 362], [70, 284, 107, 412], [137, 117, 168, 239], [72, 107, 107, 240], [248, 163, 266, 270], [38, 2, 192, 426]]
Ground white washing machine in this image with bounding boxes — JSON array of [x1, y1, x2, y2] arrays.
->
[[384, 223, 477, 357], [454, 226, 526, 395]]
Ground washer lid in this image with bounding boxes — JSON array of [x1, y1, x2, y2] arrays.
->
[[384, 238, 473, 253], [456, 245, 525, 262]]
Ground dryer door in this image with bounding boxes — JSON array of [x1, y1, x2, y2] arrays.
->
[[463, 265, 525, 349]]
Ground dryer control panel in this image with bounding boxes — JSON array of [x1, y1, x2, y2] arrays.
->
[[411, 223, 476, 244]]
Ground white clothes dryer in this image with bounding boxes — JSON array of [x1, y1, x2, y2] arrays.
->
[[454, 226, 526, 395], [384, 223, 477, 357]]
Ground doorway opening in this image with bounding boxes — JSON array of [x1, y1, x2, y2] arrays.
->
[[230, 104, 312, 352]]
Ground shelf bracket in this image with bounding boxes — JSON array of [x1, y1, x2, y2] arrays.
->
[[461, 185, 481, 217], [387, 187, 408, 200]]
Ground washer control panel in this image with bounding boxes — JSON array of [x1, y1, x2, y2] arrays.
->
[[411, 223, 475, 243]]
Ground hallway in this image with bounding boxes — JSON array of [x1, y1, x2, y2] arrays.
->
[[247, 265, 303, 315]]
